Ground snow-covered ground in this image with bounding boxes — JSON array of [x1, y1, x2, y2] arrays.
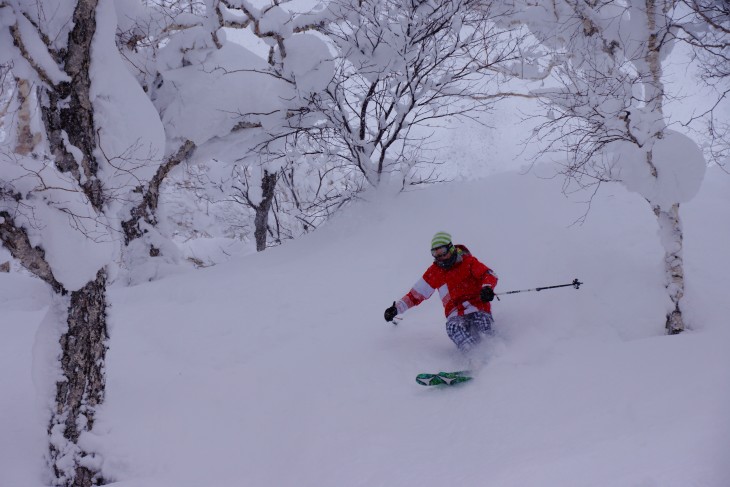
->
[[2, 165, 730, 487]]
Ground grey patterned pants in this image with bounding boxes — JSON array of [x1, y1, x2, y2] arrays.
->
[[446, 311, 494, 352]]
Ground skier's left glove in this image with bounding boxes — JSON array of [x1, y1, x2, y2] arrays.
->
[[480, 286, 495, 302], [384, 302, 398, 322]]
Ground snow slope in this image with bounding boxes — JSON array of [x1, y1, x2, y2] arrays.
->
[[2, 166, 730, 487]]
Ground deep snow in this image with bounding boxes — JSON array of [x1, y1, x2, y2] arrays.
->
[[2, 166, 730, 487]]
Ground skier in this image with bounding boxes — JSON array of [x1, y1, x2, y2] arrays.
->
[[384, 231, 498, 353]]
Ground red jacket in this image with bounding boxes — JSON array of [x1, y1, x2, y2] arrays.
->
[[396, 245, 498, 318]]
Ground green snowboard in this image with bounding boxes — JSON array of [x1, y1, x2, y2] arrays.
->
[[416, 371, 472, 386]]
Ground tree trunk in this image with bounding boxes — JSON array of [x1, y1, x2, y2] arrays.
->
[[122, 140, 196, 246], [254, 170, 278, 252], [48, 269, 108, 487], [644, 0, 685, 334], [42, 1, 109, 483], [0, 213, 108, 486], [654, 203, 685, 334]]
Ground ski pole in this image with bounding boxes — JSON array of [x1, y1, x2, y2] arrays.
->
[[495, 278, 583, 300]]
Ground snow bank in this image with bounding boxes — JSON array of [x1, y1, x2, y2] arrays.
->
[[96, 168, 730, 486], [2, 167, 729, 486]]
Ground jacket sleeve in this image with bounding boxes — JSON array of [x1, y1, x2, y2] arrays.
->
[[396, 273, 436, 314], [470, 258, 498, 290]]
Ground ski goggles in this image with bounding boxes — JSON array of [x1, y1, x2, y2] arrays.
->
[[431, 244, 453, 259]]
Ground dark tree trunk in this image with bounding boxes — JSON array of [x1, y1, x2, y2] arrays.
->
[[254, 170, 278, 252], [42, 0, 103, 210], [49, 269, 108, 487], [39, 1, 109, 484]]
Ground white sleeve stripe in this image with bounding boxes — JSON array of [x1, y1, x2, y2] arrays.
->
[[412, 278, 435, 299]]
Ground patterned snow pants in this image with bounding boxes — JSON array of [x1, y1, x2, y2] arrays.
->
[[446, 311, 494, 352]]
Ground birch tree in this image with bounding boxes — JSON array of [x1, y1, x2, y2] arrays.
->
[[501, 0, 707, 334], [0, 1, 166, 485]]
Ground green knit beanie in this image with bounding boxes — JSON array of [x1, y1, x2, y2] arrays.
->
[[431, 231, 452, 249]]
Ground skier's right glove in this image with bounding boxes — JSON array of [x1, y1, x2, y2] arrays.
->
[[384, 301, 398, 322]]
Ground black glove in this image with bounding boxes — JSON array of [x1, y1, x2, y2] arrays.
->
[[480, 286, 495, 302], [384, 301, 398, 322]]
